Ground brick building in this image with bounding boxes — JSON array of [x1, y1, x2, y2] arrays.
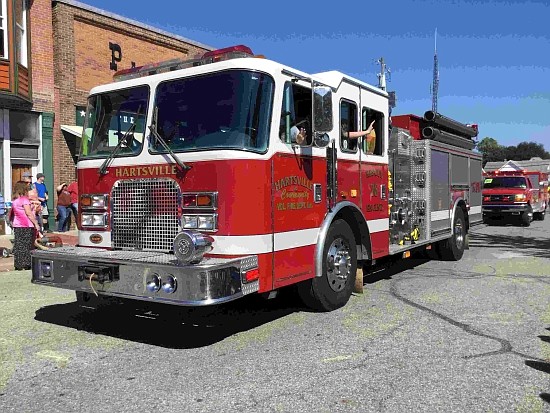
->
[[0, 0, 48, 235], [0, 0, 212, 234]]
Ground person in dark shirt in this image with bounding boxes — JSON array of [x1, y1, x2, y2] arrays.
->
[[66, 181, 78, 228], [56, 182, 72, 232]]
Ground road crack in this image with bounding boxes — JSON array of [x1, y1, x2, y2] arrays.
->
[[389, 279, 547, 362]]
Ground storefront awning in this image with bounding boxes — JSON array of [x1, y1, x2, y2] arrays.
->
[[61, 125, 83, 138]]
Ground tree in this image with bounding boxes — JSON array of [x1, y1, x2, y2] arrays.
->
[[506, 141, 550, 161], [476, 137, 550, 167], [476, 137, 506, 166]]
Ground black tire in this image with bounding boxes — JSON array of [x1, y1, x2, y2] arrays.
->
[[297, 219, 357, 311], [438, 208, 466, 261], [521, 206, 532, 226], [540, 210, 546, 221]]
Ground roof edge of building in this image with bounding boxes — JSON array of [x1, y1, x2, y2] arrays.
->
[[52, 0, 215, 51]]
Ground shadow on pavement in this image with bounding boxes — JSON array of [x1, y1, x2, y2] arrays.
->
[[469, 231, 550, 259], [363, 255, 430, 284], [35, 290, 303, 349], [525, 330, 550, 404]]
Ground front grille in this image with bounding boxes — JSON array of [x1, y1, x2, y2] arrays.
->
[[489, 195, 513, 202], [111, 179, 180, 252]]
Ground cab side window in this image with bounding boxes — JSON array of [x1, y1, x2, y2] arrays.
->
[[361, 107, 384, 156], [280, 82, 312, 145], [340, 100, 358, 153]]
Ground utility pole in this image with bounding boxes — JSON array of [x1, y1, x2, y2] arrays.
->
[[376, 58, 396, 118], [431, 28, 439, 113], [376, 57, 390, 91]]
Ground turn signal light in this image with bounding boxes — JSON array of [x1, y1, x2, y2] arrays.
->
[[181, 192, 217, 209], [243, 268, 259, 282], [197, 195, 212, 207]]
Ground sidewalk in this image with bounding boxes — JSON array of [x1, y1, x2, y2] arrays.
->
[[0, 230, 79, 272]]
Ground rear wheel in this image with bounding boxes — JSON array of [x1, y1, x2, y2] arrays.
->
[[438, 208, 466, 261], [297, 220, 357, 311]]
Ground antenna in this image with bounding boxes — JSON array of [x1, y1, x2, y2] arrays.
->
[[376, 57, 391, 91], [431, 28, 439, 113]]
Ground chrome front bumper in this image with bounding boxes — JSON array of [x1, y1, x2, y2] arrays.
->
[[31, 247, 259, 306]]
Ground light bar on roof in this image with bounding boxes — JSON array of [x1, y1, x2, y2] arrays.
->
[[113, 45, 254, 81], [201, 45, 254, 63]]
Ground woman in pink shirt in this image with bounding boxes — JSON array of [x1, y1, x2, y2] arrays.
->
[[11, 181, 41, 270]]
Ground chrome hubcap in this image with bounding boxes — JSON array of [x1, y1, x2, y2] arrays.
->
[[454, 219, 464, 250], [326, 238, 352, 292]]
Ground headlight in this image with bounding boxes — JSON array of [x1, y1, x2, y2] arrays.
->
[[182, 215, 198, 229], [514, 194, 527, 201], [81, 213, 106, 227], [198, 215, 215, 230], [182, 214, 217, 231], [81, 194, 107, 209]]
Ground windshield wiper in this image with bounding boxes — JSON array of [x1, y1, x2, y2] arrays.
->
[[149, 107, 191, 171], [98, 119, 137, 176]]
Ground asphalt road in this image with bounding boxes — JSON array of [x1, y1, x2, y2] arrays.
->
[[1, 217, 549, 413]]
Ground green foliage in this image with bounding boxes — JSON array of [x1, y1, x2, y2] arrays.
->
[[476, 137, 549, 167]]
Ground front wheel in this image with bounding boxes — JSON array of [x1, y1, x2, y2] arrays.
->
[[438, 208, 466, 261], [297, 220, 357, 311], [521, 206, 533, 226]]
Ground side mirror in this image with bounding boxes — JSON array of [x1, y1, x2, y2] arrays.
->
[[312, 85, 333, 132], [313, 132, 330, 148]]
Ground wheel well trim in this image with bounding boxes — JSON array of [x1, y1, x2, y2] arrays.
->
[[315, 201, 371, 277], [452, 198, 468, 231]]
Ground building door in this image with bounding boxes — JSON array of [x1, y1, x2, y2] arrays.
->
[[12, 164, 32, 189]]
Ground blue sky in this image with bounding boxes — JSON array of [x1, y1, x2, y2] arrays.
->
[[83, 0, 549, 149]]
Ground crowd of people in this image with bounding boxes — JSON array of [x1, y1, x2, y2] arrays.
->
[[6, 172, 78, 271]]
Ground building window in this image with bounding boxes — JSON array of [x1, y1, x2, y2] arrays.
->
[[15, 0, 27, 67], [0, 0, 7, 59], [10, 110, 39, 144]]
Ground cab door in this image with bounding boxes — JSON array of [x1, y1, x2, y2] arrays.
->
[[272, 80, 325, 289], [337, 94, 362, 214]]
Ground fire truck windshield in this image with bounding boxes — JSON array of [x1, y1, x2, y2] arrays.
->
[[151, 70, 273, 154], [80, 85, 149, 159], [483, 176, 528, 189]]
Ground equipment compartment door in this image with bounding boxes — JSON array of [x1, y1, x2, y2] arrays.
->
[[430, 149, 451, 234]]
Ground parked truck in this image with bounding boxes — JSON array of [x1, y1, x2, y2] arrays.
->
[[31, 45, 483, 312], [482, 170, 548, 225]]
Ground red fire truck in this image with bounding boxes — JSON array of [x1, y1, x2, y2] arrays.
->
[[31, 45, 483, 311], [482, 169, 548, 225]]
